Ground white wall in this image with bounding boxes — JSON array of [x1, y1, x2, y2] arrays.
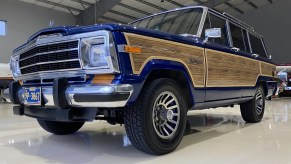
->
[[0, 0, 76, 63], [237, 0, 291, 64]]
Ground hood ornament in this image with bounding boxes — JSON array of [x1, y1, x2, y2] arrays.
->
[[49, 20, 54, 28]]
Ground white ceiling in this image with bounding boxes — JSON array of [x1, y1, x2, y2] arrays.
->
[[19, 0, 276, 24]]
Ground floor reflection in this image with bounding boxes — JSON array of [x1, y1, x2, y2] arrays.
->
[[1, 98, 291, 163]]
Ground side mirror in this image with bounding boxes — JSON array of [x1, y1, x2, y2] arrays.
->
[[204, 28, 221, 43]]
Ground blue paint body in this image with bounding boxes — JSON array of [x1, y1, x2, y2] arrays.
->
[[16, 23, 276, 109]]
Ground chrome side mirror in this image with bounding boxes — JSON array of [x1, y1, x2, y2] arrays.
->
[[204, 28, 221, 43]]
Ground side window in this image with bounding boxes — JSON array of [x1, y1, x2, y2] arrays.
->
[[229, 23, 245, 51], [208, 14, 229, 46], [249, 34, 267, 58]]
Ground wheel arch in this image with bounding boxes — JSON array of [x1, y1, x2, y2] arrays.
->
[[132, 59, 195, 108], [256, 76, 276, 97]]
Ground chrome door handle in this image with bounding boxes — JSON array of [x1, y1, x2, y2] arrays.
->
[[231, 47, 240, 52], [252, 54, 259, 58]]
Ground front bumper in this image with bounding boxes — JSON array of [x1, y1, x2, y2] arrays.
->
[[7, 80, 133, 108]]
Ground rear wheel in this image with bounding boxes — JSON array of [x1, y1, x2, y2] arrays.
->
[[240, 85, 265, 123], [124, 78, 187, 155], [37, 119, 84, 135]]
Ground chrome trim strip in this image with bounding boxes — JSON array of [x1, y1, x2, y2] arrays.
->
[[18, 67, 82, 77], [19, 48, 78, 62], [197, 7, 208, 37], [14, 39, 80, 57], [15, 84, 133, 108], [20, 59, 80, 69]]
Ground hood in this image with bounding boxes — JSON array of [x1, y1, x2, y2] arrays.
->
[[27, 23, 129, 42]]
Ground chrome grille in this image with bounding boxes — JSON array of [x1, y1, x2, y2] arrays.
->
[[19, 40, 80, 75]]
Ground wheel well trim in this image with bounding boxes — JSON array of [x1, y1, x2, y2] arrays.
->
[[130, 58, 196, 107], [134, 56, 203, 88]]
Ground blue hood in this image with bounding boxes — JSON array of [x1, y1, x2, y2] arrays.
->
[[27, 23, 131, 42]]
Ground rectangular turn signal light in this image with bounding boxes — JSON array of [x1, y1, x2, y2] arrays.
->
[[124, 45, 142, 54]]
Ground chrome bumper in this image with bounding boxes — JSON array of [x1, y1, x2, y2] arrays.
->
[[6, 84, 133, 108]]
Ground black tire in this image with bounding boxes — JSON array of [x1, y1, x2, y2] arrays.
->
[[37, 119, 85, 135], [124, 78, 187, 155], [240, 85, 265, 123]]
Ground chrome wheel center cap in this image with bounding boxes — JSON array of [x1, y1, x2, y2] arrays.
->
[[257, 99, 263, 106], [166, 110, 174, 121], [160, 107, 174, 121]]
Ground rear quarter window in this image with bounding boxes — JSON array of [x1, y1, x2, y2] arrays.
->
[[249, 34, 267, 58]]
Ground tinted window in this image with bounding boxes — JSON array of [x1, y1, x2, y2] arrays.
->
[[249, 34, 267, 58], [229, 23, 245, 51], [207, 14, 229, 46]]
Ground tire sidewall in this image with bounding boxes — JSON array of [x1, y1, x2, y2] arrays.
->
[[144, 79, 187, 153], [255, 87, 265, 121]]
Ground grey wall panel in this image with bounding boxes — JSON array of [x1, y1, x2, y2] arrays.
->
[[0, 0, 75, 63], [237, 0, 291, 64]]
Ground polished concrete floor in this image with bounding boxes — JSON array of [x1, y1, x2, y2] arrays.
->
[[0, 98, 291, 164]]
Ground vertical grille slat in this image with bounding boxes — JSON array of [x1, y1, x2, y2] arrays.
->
[[18, 40, 80, 75]]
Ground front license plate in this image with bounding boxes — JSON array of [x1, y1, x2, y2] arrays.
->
[[24, 87, 42, 106]]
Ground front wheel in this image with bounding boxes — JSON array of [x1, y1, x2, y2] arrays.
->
[[37, 119, 84, 135], [124, 78, 187, 155], [240, 85, 265, 123]]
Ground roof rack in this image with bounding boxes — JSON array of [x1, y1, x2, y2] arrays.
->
[[223, 12, 254, 31]]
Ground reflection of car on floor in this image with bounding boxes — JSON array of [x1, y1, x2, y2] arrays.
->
[[0, 63, 13, 102], [8, 6, 276, 155]]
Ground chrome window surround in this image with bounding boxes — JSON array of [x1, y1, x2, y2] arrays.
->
[[10, 30, 120, 81]]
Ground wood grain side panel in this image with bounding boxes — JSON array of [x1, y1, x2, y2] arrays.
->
[[206, 49, 260, 87], [261, 62, 276, 77], [125, 33, 205, 87]]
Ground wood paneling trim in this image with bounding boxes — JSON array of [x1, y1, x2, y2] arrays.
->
[[125, 33, 205, 87], [124, 33, 275, 88]]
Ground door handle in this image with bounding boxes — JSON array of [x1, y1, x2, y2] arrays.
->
[[231, 47, 240, 52]]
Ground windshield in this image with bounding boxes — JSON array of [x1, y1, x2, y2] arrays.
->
[[130, 8, 204, 36]]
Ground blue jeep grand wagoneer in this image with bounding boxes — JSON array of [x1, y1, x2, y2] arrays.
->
[[8, 6, 276, 155]]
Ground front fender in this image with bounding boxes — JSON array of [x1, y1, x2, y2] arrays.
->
[[126, 59, 195, 104]]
